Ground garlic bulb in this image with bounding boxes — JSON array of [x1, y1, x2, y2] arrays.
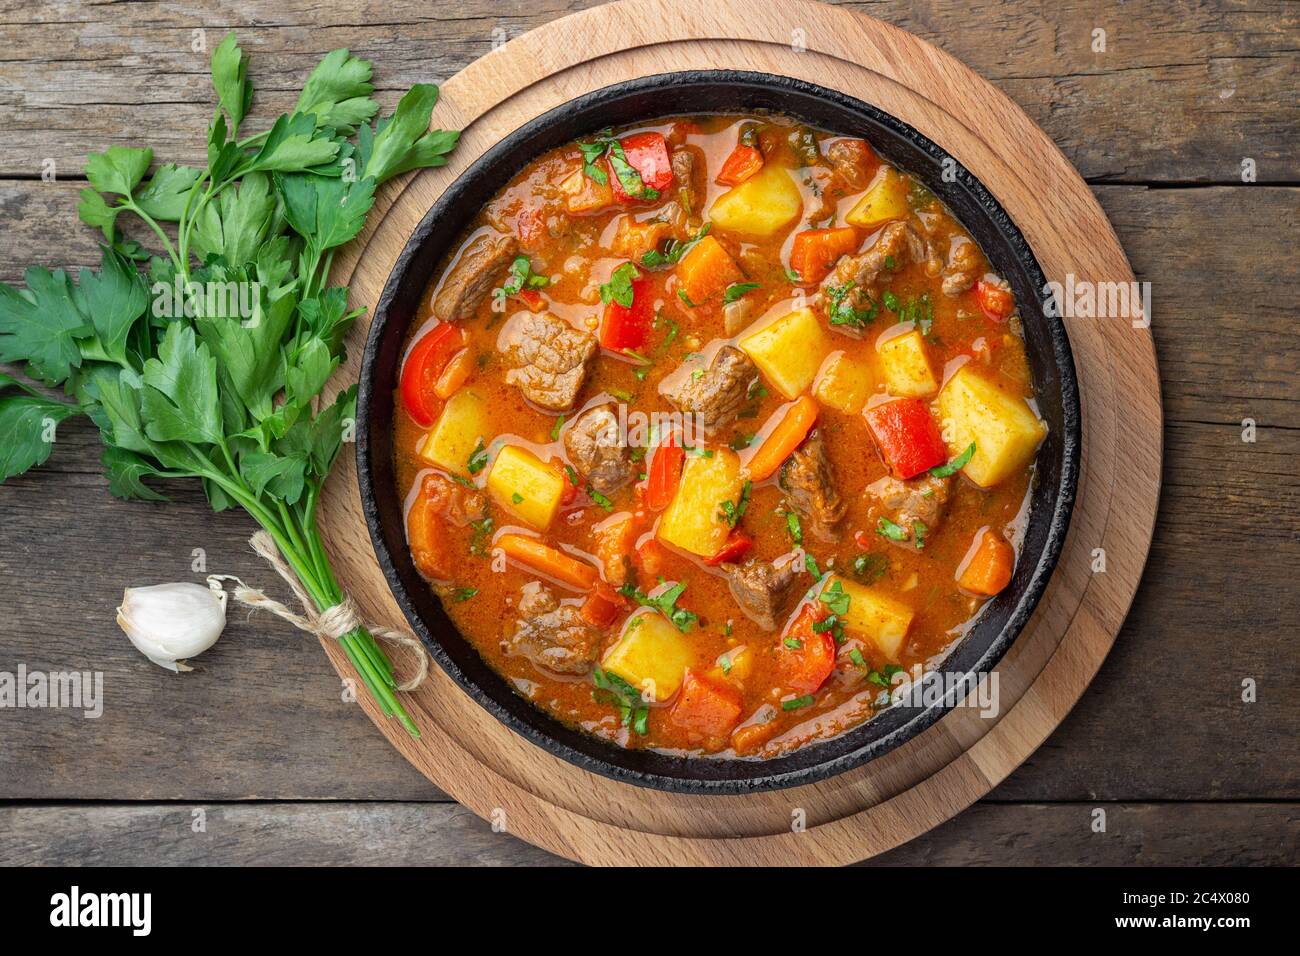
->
[[116, 581, 227, 672]]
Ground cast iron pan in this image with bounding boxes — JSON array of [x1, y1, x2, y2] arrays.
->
[[357, 71, 1080, 793]]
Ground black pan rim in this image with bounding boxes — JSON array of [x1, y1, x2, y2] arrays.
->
[[357, 69, 1081, 794]]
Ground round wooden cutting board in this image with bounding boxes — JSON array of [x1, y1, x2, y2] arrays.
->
[[315, 0, 1161, 865]]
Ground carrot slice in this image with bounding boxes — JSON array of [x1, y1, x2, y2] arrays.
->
[[433, 347, 474, 400], [675, 234, 744, 308], [790, 227, 859, 284], [496, 534, 598, 591], [671, 670, 744, 741], [746, 396, 819, 482], [957, 528, 1015, 596]]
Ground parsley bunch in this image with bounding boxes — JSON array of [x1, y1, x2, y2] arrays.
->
[[0, 34, 461, 737]]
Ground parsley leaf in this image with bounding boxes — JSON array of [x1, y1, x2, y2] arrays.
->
[[618, 581, 699, 632], [723, 281, 759, 304], [930, 442, 976, 478], [600, 262, 639, 308]]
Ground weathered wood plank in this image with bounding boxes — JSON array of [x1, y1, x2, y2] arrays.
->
[[3, 181, 1295, 429], [0, 0, 1294, 181], [1, 801, 1292, 865], [0, 428, 440, 801]]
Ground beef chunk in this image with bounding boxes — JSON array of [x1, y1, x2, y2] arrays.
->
[[724, 557, 799, 630], [499, 311, 597, 412], [826, 139, 872, 189], [563, 402, 635, 496], [660, 345, 759, 436], [779, 429, 846, 540], [820, 221, 927, 293], [941, 235, 981, 297], [671, 148, 698, 214], [866, 473, 952, 550], [501, 581, 601, 675], [433, 231, 519, 323]]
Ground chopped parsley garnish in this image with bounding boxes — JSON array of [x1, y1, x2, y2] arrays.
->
[[564, 464, 579, 486], [852, 552, 889, 583], [449, 587, 478, 602], [466, 436, 488, 474], [784, 266, 802, 284], [804, 552, 823, 580], [586, 485, 614, 511], [677, 288, 699, 308], [550, 415, 565, 441], [786, 512, 803, 545], [600, 261, 639, 308], [877, 516, 910, 542], [494, 255, 549, 305], [723, 281, 759, 304], [930, 442, 976, 478], [719, 653, 733, 674], [784, 637, 803, 649], [882, 290, 900, 312], [578, 131, 659, 201], [782, 695, 815, 711], [468, 514, 494, 557], [717, 479, 752, 528], [826, 280, 877, 329], [510, 492, 523, 504], [641, 223, 711, 269], [617, 581, 699, 632], [818, 579, 850, 616], [684, 445, 713, 458], [914, 518, 929, 550], [591, 666, 650, 735], [729, 433, 754, 450], [867, 663, 905, 689], [608, 387, 634, 402], [848, 647, 867, 668]]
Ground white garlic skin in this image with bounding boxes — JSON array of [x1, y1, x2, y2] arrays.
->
[[116, 582, 227, 672]]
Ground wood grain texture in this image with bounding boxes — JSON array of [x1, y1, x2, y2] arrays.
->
[[0, 1, 1294, 182], [2, 802, 1293, 866]]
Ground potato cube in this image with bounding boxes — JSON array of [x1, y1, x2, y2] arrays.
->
[[844, 165, 910, 230], [935, 365, 1048, 488], [738, 307, 832, 399], [486, 444, 566, 530], [814, 351, 874, 413], [657, 448, 744, 557], [708, 166, 803, 236], [710, 644, 754, 686], [877, 327, 938, 398], [824, 574, 913, 661], [559, 165, 614, 214], [418, 390, 490, 475], [602, 610, 695, 700]]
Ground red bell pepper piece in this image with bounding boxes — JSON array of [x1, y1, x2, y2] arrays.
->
[[517, 288, 547, 313], [705, 531, 754, 567], [976, 277, 1015, 321], [599, 267, 653, 351], [715, 144, 764, 187], [864, 398, 948, 479], [579, 584, 623, 627], [610, 132, 673, 202], [777, 605, 836, 694], [645, 435, 684, 511], [670, 670, 744, 741], [399, 323, 464, 427]]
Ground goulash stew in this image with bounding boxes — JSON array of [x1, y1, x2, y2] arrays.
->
[[393, 115, 1046, 758]]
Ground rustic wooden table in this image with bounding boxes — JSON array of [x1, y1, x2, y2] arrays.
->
[[1, 0, 1296, 866]]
